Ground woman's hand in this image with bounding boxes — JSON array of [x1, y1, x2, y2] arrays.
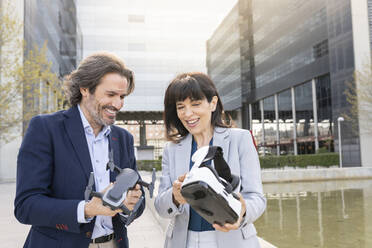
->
[[212, 193, 246, 232], [172, 174, 187, 207]]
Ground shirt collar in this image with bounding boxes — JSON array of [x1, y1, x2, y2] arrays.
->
[[78, 104, 111, 137]]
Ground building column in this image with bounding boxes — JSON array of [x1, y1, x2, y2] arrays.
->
[[275, 94, 280, 156], [312, 78, 319, 152], [249, 103, 252, 130], [139, 120, 147, 147], [260, 100, 265, 156], [291, 87, 298, 155]]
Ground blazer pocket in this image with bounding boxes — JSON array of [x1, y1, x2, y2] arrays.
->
[[241, 224, 257, 240], [30, 227, 61, 247]]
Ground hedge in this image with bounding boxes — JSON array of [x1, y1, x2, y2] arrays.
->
[[137, 153, 339, 171], [137, 160, 162, 171], [259, 152, 339, 169]]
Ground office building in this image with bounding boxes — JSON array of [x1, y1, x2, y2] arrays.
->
[[207, 0, 372, 167]]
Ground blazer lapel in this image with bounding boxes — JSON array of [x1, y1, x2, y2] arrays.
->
[[109, 129, 120, 182], [213, 127, 230, 164], [63, 106, 93, 180], [175, 134, 192, 178]]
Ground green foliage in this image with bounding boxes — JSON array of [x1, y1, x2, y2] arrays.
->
[[137, 153, 339, 171], [137, 160, 162, 171], [259, 153, 339, 169], [344, 68, 372, 135]]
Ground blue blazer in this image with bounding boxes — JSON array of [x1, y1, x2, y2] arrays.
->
[[14, 106, 144, 248]]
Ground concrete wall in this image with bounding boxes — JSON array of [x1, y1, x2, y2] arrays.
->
[[350, 0, 372, 167]]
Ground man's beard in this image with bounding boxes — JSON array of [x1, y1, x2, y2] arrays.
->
[[86, 95, 116, 127]]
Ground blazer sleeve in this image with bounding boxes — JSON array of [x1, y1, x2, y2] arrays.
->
[[154, 142, 186, 218], [14, 116, 83, 233], [238, 130, 266, 227]]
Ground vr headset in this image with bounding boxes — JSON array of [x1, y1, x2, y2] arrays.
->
[[181, 146, 241, 226]]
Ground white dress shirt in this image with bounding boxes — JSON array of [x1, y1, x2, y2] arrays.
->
[[76, 104, 114, 239]]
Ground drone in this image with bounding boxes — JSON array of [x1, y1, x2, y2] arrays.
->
[[85, 150, 156, 226]]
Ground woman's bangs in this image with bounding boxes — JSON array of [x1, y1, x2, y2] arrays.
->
[[174, 78, 205, 102]]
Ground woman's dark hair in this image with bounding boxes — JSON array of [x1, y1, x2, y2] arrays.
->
[[164, 72, 231, 142], [64, 52, 134, 106]]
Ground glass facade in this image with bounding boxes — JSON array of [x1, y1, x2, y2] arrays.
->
[[316, 74, 334, 152], [295, 82, 315, 154], [206, 0, 365, 166], [207, 5, 242, 111], [251, 102, 263, 149]]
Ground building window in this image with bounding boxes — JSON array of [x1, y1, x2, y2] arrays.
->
[[295, 81, 315, 154], [313, 39, 329, 59], [251, 101, 263, 149], [316, 74, 334, 152], [263, 96, 276, 155]]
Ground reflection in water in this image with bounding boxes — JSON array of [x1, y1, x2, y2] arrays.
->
[[317, 192, 323, 247], [296, 195, 301, 238], [255, 180, 372, 248]]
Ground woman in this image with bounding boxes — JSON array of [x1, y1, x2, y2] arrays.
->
[[155, 72, 266, 248]]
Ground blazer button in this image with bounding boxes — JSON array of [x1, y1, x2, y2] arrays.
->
[[167, 208, 173, 214], [86, 232, 92, 238]]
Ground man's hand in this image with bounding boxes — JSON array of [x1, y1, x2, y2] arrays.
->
[[212, 193, 247, 232], [172, 174, 187, 207], [123, 184, 142, 211], [84, 183, 122, 219]]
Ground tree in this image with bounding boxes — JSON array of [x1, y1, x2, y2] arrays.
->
[[344, 66, 372, 135], [0, 2, 64, 145]]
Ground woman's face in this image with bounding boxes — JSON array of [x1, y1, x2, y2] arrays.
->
[[176, 96, 218, 137]]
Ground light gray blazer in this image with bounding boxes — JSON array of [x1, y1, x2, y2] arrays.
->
[[154, 127, 266, 248]]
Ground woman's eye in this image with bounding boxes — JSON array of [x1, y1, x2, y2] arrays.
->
[[177, 106, 184, 110]]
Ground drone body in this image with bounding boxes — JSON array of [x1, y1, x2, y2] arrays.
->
[[84, 155, 156, 226]]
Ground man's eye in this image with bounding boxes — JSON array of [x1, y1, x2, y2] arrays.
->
[[192, 103, 200, 106], [120, 96, 125, 99]]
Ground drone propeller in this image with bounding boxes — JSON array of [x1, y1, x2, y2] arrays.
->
[[137, 168, 156, 198], [84, 172, 95, 202], [149, 168, 156, 198]]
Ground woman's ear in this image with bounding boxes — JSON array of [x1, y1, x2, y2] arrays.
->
[[211, 96, 218, 112]]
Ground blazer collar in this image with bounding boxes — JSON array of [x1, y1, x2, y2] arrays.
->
[[63, 106, 93, 180], [175, 133, 192, 178], [175, 127, 230, 176], [108, 127, 121, 182], [212, 127, 230, 163]]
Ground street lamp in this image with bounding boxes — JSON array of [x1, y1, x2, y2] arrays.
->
[[337, 117, 344, 168]]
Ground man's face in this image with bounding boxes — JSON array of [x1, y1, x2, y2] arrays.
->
[[80, 72, 128, 128]]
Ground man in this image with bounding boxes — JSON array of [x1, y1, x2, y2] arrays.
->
[[14, 52, 144, 248]]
